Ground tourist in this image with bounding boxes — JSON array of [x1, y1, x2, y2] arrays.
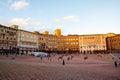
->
[[40, 56, 43, 60], [67, 57, 70, 61], [114, 61, 117, 67], [71, 55, 73, 60], [62, 59, 65, 65]]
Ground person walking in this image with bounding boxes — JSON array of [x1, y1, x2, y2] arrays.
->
[[114, 61, 117, 67], [40, 56, 43, 60], [62, 59, 65, 66], [71, 55, 73, 60], [67, 57, 70, 61]]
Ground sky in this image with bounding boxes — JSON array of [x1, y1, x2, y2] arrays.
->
[[0, 0, 120, 35]]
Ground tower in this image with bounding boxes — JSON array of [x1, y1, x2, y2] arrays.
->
[[54, 29, 61, 36], [43, 31, 49, 35]]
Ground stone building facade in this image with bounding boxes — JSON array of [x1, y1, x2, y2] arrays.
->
[[0, 24, 18, 54], [106, 35, 120, 53], [17, 30, 39, 54]]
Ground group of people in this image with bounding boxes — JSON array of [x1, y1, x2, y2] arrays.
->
[[114, 61, 120, 67]]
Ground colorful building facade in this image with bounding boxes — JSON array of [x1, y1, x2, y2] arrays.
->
[[106, 35, 120, 53], [0, 24, 118, 54], [79, 33, 116, 54], [17, 30, 39, 54], [65, 35, 79, 53], [0, 24, 18, 54]]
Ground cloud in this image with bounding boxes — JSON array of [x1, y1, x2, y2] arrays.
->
[[10, 18, 42, 28], [11, 0, 29, 10], [31, 22, 42, 26], [0, 17, 41, 30], [56, 16, 78, 23], [0, 20, 10, 26], [10, 18, 29, 26], [0, 18, 54, 33]]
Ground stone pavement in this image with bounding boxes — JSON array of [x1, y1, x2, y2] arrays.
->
[[0, 54, 120, 80]]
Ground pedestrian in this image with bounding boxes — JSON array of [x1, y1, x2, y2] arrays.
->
[[84, 56, 88, 60], [71, 55, 73, 60], [114, 61, 117, 67], [50, 57, 52, 61], [62, 59, 65, 65], [6, 52, 8, 57], [67, 57, 70, 61], [15, 53, 17, 57], [40, 56, 43, 60]]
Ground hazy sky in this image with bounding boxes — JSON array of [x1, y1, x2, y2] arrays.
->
[[0, 0, 120, 35]]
